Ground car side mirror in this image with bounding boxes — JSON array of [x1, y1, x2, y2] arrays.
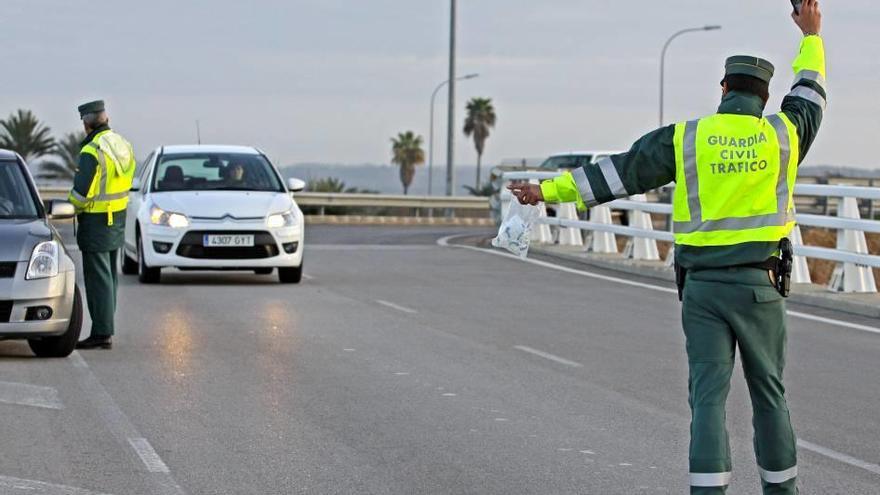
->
[[130, 177, 141, 192], [287, 177, 306, 192], [47, 200, 76, 219]]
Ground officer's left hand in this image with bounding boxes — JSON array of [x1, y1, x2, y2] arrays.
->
[[507, 183, 544, 205]]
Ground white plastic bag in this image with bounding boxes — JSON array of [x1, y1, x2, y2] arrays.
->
[[492, 200, 541, 259]]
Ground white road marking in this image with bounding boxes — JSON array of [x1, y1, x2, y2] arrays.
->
[[376, 300, 418, 314], [0, 381, 63, 410], [441, 393, 457, 397], [128, 437, 170, 473], [0, 475, 113, 495], [68, 352, 186, 495], [393, 372, 410, 376], [309, 244, 437, 251], [798, 439, 880, 476], [494, 418, 508, 422], [343, 348, 356, 352], [514, 345, 583, 368], [302, 274, 314, 280], [787, 311, 880, 335], [438, 235, 880, 336]]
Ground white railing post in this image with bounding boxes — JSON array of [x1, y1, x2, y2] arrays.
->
[[556, 203, 584, 247], [588, 205, 617, 253], [789, 225, 812, 284], [621, 194, 660, 260], [827, 197, 877, 293], [534, 202, 554, 244]]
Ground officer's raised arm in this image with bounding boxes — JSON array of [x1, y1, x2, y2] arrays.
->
[[780, 0, 825, 163]]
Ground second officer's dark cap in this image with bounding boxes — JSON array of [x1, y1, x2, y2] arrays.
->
[[77, 100, 105, 117]]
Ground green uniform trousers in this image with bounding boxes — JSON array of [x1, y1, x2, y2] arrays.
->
[[682, 267, 798, 495], [80, 250, 119, 337]]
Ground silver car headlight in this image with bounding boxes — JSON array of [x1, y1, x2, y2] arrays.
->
[[266, 210, 296, 228], [26, 240, 60, 280], [150, 206, 190, 228]]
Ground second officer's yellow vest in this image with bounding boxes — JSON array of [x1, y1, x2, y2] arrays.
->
[[68, 130, 136, 225], [671, 113, 799, 247]]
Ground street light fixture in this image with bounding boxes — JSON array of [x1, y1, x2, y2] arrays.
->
[[428, 73, 479, 196], [659, 25, 721, 127]]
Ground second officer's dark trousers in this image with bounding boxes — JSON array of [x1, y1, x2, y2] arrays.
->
[[682, 267, 798, 495], [80, 249, 119, 337]]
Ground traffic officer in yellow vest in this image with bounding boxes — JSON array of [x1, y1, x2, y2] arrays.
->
[[68, 100, 136, 350], [510, 2, 824, 493]]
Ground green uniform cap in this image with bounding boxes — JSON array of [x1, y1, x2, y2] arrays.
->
[[724, 56, 775, 83], [77, 100, 105, 117]]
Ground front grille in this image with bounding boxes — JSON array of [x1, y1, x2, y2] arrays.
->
[[176, 231, 279, 260], [0, 262, 16, 278], [0, 301, 12, 323]]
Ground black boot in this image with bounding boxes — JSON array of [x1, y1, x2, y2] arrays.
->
[[76, 335, 112, 350]]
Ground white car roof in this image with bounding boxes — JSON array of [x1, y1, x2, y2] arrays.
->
[[548, 150, 621, 157], [161, 145, 261, 155]]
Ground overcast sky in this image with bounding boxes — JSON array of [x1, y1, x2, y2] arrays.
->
[[1, 0, 876, 169]]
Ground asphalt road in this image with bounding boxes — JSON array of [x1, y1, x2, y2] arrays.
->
[[0, 224, 878, 494]]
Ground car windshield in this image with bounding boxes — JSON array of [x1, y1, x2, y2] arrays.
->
[[152, 152, 284, 192], [0, 159, 39, 219], [539, 155, 592, 169]]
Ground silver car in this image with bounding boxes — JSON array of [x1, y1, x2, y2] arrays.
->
[[0, 150, 82, 357]]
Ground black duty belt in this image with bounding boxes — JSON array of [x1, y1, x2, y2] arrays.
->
[[676, 238, 794, 301]]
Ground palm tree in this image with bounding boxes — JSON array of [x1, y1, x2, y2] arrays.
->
[[0, 109, 56, 161], [40, 131, 86, 180], [390, 131, 425, 195], [463, 97, 497, 189]]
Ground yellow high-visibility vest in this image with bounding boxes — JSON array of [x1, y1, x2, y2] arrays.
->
[[68, 130, 136, 225], [671, 112, 799, 247]]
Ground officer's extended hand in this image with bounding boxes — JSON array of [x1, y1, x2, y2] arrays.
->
[[793, 0, 821, 36], [507, 183, 544, 205]]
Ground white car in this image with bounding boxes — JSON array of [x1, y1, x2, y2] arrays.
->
[[122, 145, 306, 284]]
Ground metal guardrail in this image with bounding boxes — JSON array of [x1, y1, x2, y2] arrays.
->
[[502, 172, 880, 293], [293, 192, 488, 210], [36, 187, 489, 214]]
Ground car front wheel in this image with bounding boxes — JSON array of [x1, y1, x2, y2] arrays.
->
[[278, 264, 302, 284], [137, 234, 161, 284], [28, 284, 83, 358]]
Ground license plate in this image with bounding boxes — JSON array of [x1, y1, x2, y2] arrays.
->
[[203, 234, 255, 247]]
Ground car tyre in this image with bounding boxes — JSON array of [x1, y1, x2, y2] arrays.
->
[[254, 268, 274, 275], [137, 234, 161, 284], [121, 248, 138, 275], [28, 284, 83, 358], [278, 264, 302, 284]]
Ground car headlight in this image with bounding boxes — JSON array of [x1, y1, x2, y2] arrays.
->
[[150, 206, 189, 228], [26, 241, 60, 280], [267, 210, 296, 228]]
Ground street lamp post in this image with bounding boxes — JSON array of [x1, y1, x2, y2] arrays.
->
[[659, 25, 721, 127], [445, 0, 457, 198], [428, 73, 478, 196]]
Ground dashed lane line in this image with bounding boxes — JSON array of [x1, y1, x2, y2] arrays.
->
[[514, 345, 583, 368], [0, 475, 113, 495], [0, 381, 63, 410], [376, 299, 418, 314]]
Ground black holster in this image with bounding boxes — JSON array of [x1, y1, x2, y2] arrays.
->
[[675, 262, 687, 302], [775, 238, 793, 298]]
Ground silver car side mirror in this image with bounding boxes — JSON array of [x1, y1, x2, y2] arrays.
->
[[48, 200, 76, 219], [287, 177, 306, 193]]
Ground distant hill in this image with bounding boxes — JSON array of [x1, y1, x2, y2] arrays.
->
[[800, 165, 880, 180], [279, 163, 484, 195]]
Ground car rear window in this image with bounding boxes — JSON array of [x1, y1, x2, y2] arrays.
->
[[539, 155, 593, 170]]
